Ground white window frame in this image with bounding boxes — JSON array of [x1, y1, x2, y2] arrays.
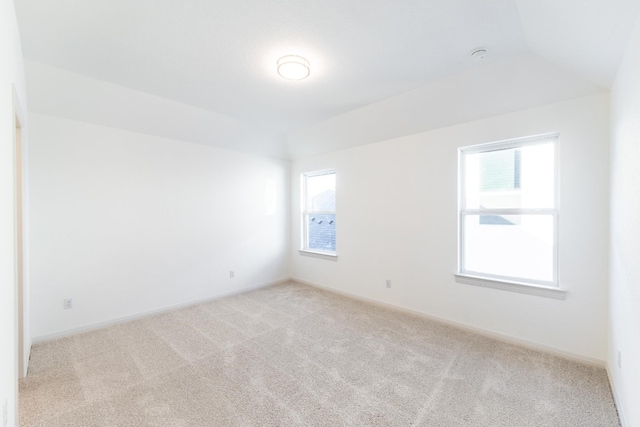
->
[[456, 133, 565, 298], [300, 169, 337, 257]]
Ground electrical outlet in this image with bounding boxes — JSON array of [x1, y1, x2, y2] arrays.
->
[[386, 280, 391, 288], [3, 399, 7, 427], [230, 271, 234, 279], [64, 298, 73, 309], [617, 350, 622, 368]]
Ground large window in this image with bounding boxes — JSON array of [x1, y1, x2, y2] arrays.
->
[[459, 134, 558, 287], [301, 170, 336, 254]]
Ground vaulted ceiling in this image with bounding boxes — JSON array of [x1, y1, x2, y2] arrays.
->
[[16, 0, 640, 158]]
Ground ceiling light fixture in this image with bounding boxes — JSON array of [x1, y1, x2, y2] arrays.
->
[[277, 55, 310, 80]]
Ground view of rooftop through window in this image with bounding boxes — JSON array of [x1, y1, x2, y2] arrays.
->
[[461, 138, 556, 284], [303, 171, 336, 253]]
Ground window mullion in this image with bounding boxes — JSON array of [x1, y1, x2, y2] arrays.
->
[[305, 210, 335, 215], [462, 208, 556, 215]]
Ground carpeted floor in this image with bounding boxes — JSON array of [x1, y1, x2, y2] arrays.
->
[[20, 282, 619, 426]]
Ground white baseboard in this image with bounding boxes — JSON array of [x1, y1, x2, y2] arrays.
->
[[32, 276, 607, 370], [29, 276, 620, 423], [31, 278, 290, 344], [606, 365, 627, 427], [293, 277, 606, 368]]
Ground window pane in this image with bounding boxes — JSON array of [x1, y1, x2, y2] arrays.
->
[[305, 214, 336, 252], [480, 148, 520, 192], [306, 173, 336, 211], [462, 214, 554, 282], [465, 142, 554, 209]]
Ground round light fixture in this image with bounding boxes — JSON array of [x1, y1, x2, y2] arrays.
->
[[277, 55, 310, 80]]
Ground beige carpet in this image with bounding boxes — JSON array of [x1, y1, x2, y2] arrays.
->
[[20, 282, 619, 426]]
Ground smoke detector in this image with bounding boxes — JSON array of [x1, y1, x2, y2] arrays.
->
[[470, 48, 488, 60]]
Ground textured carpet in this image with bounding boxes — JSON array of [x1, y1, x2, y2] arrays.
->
[[20, 282, 619, 426]]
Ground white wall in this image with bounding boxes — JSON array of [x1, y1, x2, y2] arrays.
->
[[28, 113, 290, 340], [609, 13, 640, 427], [287, 54, 603, 158], [0, 0, 29, 425], [25, 61, 289, 159], [292, 93, 610, 362]]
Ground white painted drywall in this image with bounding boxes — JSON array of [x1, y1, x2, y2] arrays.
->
[[25, 61, 289, 160], [609, 12, 640, 427], [292, 93, 610, 362], [28, 113, 290, 340], [0, 0, 29, 425], [287, 54, 604, 159], [515, 0, 640, 87]]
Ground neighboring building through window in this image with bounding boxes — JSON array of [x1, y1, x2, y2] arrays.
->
[[301, 170, 336, 254], [459, 134, 558, 286]]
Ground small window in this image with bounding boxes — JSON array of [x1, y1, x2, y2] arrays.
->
[[459, 134, 558, 287], [301, 170, 336, 254]]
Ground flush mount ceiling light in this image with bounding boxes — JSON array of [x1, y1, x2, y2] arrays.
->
[[277, 55, 310, 80]]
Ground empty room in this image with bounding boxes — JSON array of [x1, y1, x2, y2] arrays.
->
[[1, 0, 640, 426]]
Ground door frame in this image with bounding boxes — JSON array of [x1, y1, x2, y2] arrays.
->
[[12, 84, 28, 383]]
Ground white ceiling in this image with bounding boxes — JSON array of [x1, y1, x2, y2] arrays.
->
[[15, 0, 640, 158]]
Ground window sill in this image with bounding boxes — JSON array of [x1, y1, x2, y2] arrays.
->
[[454, 273, 566, 300], [299, 249, 338, 261]]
